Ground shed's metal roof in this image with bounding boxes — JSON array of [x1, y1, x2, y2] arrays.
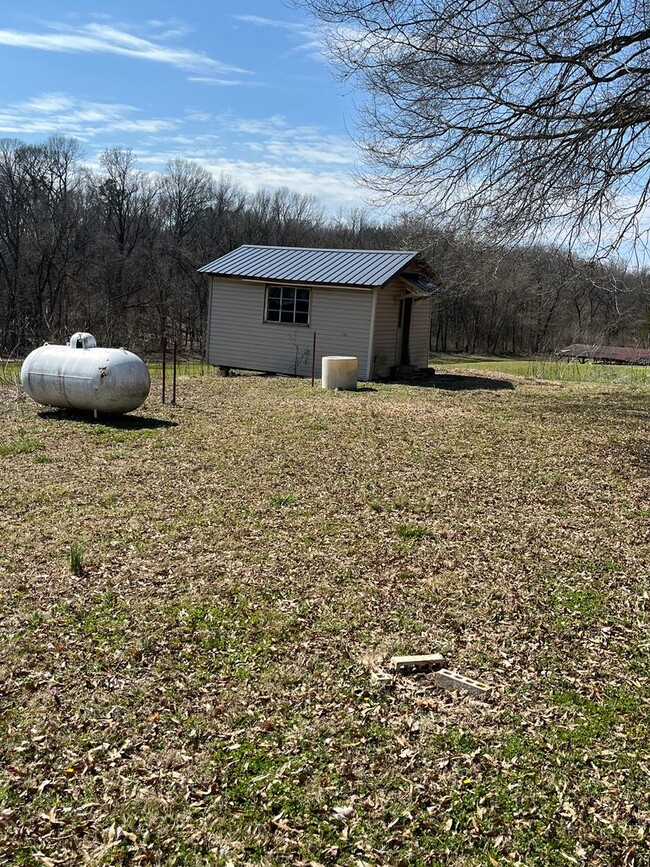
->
[[401, 272, 441, 297], [198, 245, 421, 288]]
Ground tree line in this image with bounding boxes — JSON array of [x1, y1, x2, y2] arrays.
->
[[0, 135, 647, 360]]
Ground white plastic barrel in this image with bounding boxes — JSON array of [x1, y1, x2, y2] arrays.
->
[[321, 356, 358, 391], [21, 338, 151, 414]]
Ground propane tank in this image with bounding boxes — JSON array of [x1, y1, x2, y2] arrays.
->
[[21, 334, 151, 414]]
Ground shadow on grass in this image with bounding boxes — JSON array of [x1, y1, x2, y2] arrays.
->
[[389, 372, 515, 391], [38, 409, 178, 429]]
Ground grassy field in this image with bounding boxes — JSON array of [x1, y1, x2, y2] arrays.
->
[[431, 354, 650, 385], [1, 369, 649, 866]]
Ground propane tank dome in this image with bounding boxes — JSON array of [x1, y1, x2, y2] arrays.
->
[[69, 332, 97, 349]]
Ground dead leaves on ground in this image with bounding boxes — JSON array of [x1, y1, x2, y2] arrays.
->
[[1, 375, 649, 865]]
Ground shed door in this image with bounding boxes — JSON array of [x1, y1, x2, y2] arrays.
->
[[397, 296, 412, 366]]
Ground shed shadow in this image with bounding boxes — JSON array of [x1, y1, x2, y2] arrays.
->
[[387, 371, 515, 391], [38, 408, 177, 429], [430, 372, 515, 391]]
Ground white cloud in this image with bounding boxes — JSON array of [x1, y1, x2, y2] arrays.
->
[[233, 14, 325, 60], [144, 18, 193, 40], [187, 77, 257, 87], [224, 115, 289, 135], [132, 109, 366, 211], [0, 93, 178, 139], [234, 14, 311, 33], [20, 94, 73, 113], [0, 21, 249, 75], [210, 112, 358, 166], [139, 149, 364, 210]]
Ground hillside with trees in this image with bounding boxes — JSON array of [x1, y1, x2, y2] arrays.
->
[[0, 136, 647, 359]]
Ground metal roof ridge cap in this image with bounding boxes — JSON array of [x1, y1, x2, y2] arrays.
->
[[226, 245, 420, 255]]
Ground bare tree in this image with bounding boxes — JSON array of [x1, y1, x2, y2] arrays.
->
[[159, 158, 215, 243], [87, 147, 159, 344], [156, 159, 216, 347], [25, 136, 87, 341], [299, 0, 650, 257], [0, 140, 43, 350]]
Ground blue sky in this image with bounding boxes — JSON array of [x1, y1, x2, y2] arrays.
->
[[0, 1, 367, 212]]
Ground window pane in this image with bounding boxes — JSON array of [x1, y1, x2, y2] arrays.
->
[[281, 297, 295, 312], [280, 310, 294, 323], [282, 288, 296, 302], [295, 311, 308, 324], [266, 286, 281, 321], [295, 299, 309, 314], [296, 289, 309, 302]]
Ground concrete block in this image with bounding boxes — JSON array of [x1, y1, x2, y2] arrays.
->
[[390, 654, 446, 671], [433, 668, 490, 696]]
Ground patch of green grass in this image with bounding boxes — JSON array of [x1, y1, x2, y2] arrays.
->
[[550, 688, 644, 746], [69, 541, 86, 576], [395, 523, 432, 540], [56, 590, 129, 647], [552, 587, 606, 618], [90, 425, 157, 445], [270, 493, 297, 506], [32, 454, 52, 464], [0, 437, 44, 456], [0, 360, 21, 386], [432, 353, 650, 384]]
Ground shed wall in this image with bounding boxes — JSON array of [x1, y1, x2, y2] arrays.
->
[[372, 280, 401, 377], [371, 281, 432, 376], [208, 278, 372, 379]]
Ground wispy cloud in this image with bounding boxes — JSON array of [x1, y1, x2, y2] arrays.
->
[[187, 77, 259, 87], [144, 18, 193, 40], [213, 112, 358, 166], [0, 93, 177, 139], [131, 110, 365, 210], [0, 90, 364, 212], [0, 21, 249, 75], [233, 14, 324, 60], [234, 14, 311, 33], [140, 149, 364, 211]]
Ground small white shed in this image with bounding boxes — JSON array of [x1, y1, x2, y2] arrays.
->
[[198, 245, 438, 380]]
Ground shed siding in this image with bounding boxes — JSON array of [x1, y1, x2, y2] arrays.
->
[[372, 280, 401, 377], [208, 278, 372, 379], [371, 281, 432, 376], [409, 297, 432, 368]]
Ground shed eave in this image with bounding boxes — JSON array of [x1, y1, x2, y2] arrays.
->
[[204, 273, 383, 291]]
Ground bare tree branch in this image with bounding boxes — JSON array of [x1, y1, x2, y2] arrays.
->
[[298, 0, 650, 256]]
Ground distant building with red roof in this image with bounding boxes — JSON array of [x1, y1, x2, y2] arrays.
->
[[558, 344, 650, 365]]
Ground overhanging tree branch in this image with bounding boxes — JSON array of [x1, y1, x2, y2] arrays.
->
[[297, 0, 650, 255]]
